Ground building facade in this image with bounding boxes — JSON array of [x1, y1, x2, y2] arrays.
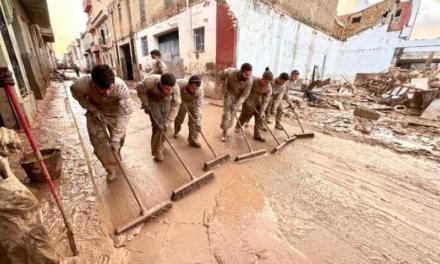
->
[[0, 0, 55, 128]]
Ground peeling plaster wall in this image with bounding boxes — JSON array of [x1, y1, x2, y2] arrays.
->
[[135, 0, 217, 75], [226, 0, 339, 79], [226, 0, 434, 81]]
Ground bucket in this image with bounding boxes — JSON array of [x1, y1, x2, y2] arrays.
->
[[20, 148, 63, 183]]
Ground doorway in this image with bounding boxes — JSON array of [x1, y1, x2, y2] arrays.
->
[[120, 43, 133, 80]]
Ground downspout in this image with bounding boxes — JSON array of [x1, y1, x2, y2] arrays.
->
[[187, 0, 192, 74]]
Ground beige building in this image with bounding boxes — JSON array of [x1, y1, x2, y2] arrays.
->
[[0, 0, 55, 128]]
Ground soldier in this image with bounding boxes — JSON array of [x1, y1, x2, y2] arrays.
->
[[219, 63, 253, 142], [267, 72, 294, 130], [173, 75, 204, 148], [136, 73, 181, 162], [236, 68, 273, 142], [286, 70, 300, 91], [149, 49, 168, 75], [71, 64, 133, 182]]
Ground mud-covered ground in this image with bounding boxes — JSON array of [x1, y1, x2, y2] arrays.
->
[[289, 89, 440, 162], [8, 75, 439, 263]]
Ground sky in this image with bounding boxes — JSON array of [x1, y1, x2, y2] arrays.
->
[[47, 0, 440, 56], [47, 0, 88, 55]]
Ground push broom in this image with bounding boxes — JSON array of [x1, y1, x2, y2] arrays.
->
[[183, 105, 230, 171], [254, 106, 295, 154], [149, 114, 215, 201], [98, 119, 172, 235], [289, 105, 315, 138], [232, 111, 267, 162]]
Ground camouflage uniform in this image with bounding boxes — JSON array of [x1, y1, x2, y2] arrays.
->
[[267, 81, 291, 126], [237, 78, 272, 138], [136, 75, 181, 157], [174, 79, 204, 144], [71, 76, 133, 175], [149, 59, 168, 75], [219, 68, 253, 131]]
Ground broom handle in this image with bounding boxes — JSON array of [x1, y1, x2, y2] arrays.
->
[[150, 113, 196, 180], [182, 104, 217, 158], [4, 85, 79, 256], [232, 111, 253, 152], [253, 106, 281, 145], [273, 116, 292, 138], [98, 120, 146, 215], [290, 106, 305, 133]]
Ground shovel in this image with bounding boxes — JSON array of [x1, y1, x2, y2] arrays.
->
[[182, 105, 230, 171], [97, 118, 172, 235]]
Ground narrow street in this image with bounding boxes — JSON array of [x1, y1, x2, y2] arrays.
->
[[21, 76, 438, 263]]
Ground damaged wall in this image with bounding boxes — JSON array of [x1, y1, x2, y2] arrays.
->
[[257, 0, 339, 36], [225, 0, 338, 78], [225, 0, 431, 81]]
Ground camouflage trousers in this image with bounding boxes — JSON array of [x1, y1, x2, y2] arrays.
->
[[174, 103, 201, 144], [149, 114, 168, 156], [266, 99, 285, 125], [221, 92, 240, 130], [86, 113, 125, 174], [237, 104, 265, 138]]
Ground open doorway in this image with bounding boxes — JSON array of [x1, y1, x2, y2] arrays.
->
[[120, 43, 133, 80]]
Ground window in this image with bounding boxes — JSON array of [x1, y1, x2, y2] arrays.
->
[[141, 36, 149, 56], [351, 16, 362, 24], [394, 9, 402, 22], [139, 0, 146, 23], [193, 27, 205, 52]]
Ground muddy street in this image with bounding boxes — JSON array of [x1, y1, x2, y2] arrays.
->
[[58, 77, 440, 263]]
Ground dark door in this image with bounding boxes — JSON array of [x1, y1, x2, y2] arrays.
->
[[120, 44, 133, 80], [158, 30, 183, 78], [158, 31, 180, 63]]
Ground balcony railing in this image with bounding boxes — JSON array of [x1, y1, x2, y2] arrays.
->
[[83, 0, 92, 13]]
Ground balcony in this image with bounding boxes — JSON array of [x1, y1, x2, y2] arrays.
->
[[91, 9, 108, 28], [90, 43, 100, 53], [87, 23, 96, 33], [83, 0, 92, 13]]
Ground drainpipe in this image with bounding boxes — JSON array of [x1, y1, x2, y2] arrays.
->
[[187, 0, 193, 74]]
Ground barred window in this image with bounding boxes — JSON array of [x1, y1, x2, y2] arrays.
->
[[193, 27, 205, 52], [141, 36, 149, 57]]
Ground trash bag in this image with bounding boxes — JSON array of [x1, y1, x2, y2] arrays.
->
[[0, 156, 59, 264]]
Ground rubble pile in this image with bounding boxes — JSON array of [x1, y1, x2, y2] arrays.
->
[[358, 67, 440, 92]]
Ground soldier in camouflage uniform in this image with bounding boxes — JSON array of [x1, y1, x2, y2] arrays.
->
[[236, 69, 273, 142], [136, 73, 181, 162], [219, 63, 253, 142], [266, 72, 294, 130], [173, 75, 204, 148], [148, 49, 168, 75], [71, 65, 133, 182]]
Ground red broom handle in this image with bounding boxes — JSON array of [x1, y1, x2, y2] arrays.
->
[[4, 84, 79, 256]]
